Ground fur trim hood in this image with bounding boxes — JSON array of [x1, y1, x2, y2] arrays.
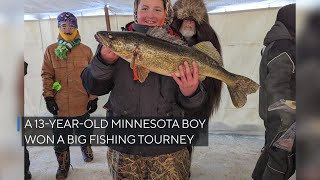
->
[[173, 0, 209, 24], [133, 0, 174, 26]]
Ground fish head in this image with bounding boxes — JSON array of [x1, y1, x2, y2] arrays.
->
[[95, 31, 134, 55]]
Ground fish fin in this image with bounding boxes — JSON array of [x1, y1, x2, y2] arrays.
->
[[132, 64, 139, 81], [146, 27, 188, 46], [136, 65, 150, 83], [227, 75, 260, 108], [193, 41, 223, 66], [130, 59, 135, 69], [130, 49, 139, 69]]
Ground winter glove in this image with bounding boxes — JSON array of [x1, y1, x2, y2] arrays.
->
[[45, 97, 59, 115], [87, 98, 98, 114]]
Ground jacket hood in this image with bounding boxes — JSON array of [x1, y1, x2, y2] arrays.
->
[[276, 4, 296, 34], [173, 0, 209, 24], [264, 21, 294, 46], [133, 0, 174, 26]]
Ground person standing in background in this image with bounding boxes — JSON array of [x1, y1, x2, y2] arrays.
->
[[252, 4, 296, 180], [172, 0, 223, 119], [171, 0, 223, 165], [41, 12, 98, 179]]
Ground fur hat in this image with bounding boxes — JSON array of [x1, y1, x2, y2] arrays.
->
[[173, 0, 209, 24], [133, 0, 174, 26], [57, 12, 78, 28]]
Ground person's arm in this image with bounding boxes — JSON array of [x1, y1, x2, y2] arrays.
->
[[177, 82, 208, 111], [86, 48, 98, 101], [41, 47, 55, 98], [81, 44, 119, 96], [84, 48, 99, 114], [266, 52, 295, 104], [265, 41, 295, 127], [41, 47, 59, 115]]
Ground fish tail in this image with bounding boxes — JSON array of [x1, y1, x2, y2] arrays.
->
[[227, 75, 260, 108]]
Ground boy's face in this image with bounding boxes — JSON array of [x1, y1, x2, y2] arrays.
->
[[59, 21, 76, 35], [137, 0, 165, 27]]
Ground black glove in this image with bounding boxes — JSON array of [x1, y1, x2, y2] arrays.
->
[[45, 97, 59, 115], [87, 98, 98, 114]]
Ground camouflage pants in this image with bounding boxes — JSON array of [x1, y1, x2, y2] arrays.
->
[[107, 148, 191, 180]]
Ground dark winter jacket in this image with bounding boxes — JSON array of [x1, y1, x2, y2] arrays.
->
[[259, 21, 296, 121], [81, 23, 207, 156]]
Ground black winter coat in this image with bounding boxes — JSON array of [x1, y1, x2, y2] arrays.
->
[[259, 21, 296, 121]]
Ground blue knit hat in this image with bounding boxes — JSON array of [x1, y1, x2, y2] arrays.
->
[[57, 12, 78, 28]]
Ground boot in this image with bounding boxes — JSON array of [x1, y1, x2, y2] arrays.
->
[[81, 144, 93, 162], [55, 149, 70, 179]]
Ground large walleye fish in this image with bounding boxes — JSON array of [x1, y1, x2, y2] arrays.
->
[[95, 28, 259, 108]]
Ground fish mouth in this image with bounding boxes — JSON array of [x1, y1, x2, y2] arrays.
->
[[94, 33, 102, 44], [95, 31, 111, 46]]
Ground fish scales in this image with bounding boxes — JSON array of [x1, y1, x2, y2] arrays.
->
[[95, 30, 260, 108]]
